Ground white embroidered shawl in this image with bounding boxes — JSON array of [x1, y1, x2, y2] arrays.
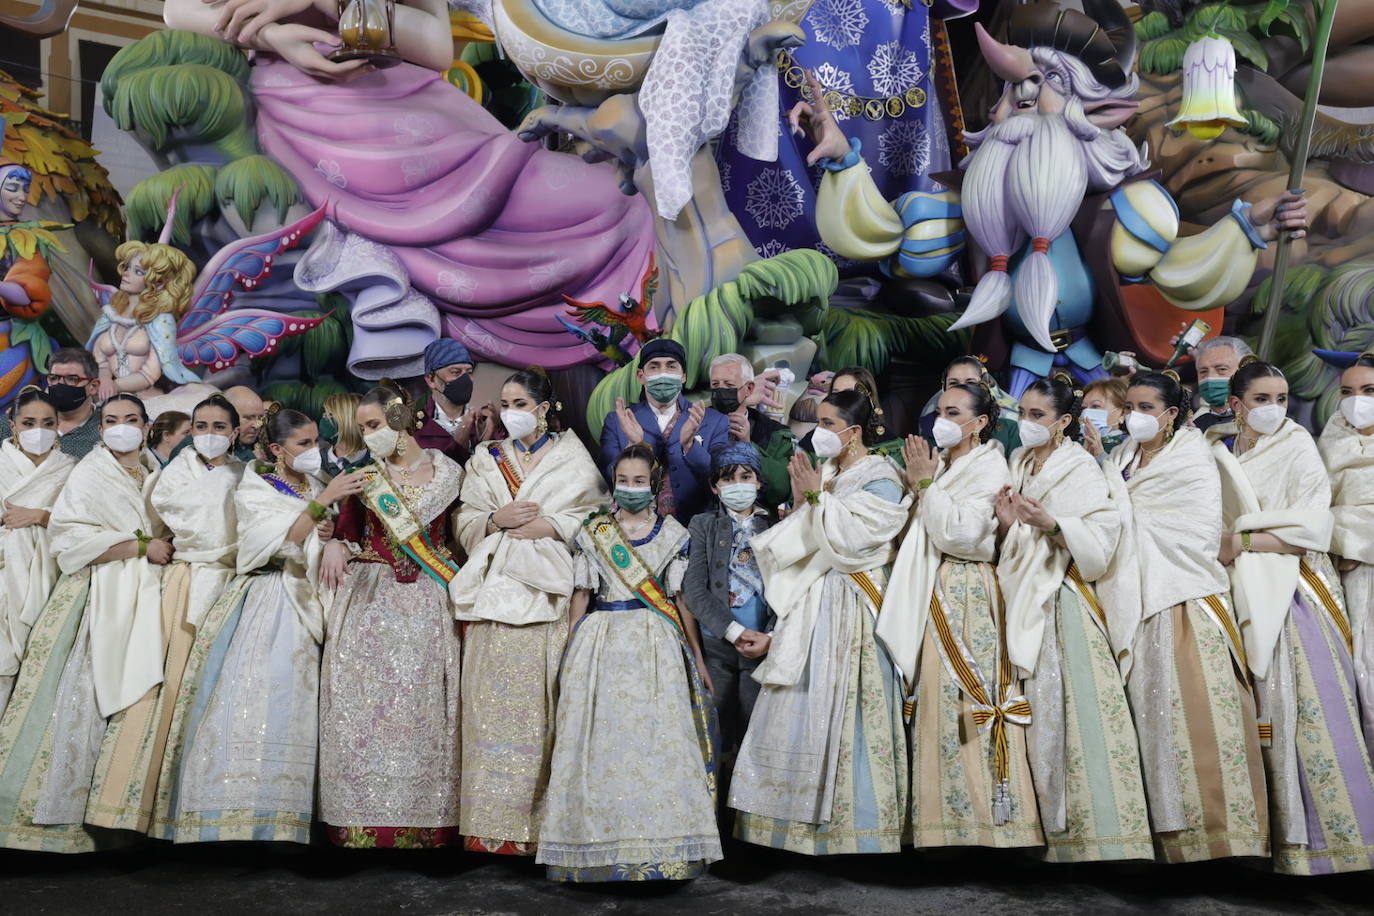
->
[[234, 468, 328, 644], [1000, 442, 1120, 675], [451, 432, 609, 624], [1318, 412, 1374, 567], [0, 441, 77, 677], [149, 448, 244, 628], [877, 441, 1008, 685], [1211, 418, 1333, 679], [1097, 427, 1230, 675], [48, 445, 164, 717], [752, 454, 910, 687]]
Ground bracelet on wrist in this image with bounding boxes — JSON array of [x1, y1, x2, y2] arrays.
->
[[1046, 523, 1062, 537], [306, 500, 328, 522], [803, 489, 821, 505], [917, 477, 934, 490], [134, 529, 152, 558], [1241, 530, 1253, 552]]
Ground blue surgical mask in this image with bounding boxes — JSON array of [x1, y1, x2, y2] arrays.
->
[[1081, 408, 1112, 433], [643, 373, 684, 403], [718, 482, 759, 511]]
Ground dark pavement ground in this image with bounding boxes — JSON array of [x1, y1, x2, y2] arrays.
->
[[2, 838, 1371, 914]]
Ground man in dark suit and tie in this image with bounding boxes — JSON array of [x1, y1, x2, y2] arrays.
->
[[598, 338, 729, 522]]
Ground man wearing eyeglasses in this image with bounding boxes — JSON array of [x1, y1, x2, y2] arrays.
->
[[0, 347, 101, 457]]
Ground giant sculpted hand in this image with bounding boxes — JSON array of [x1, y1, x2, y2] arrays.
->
[[1250, 189, 1309, 242], [786, 69, 851, 167]]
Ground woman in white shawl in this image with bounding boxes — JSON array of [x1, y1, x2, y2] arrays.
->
[[995, 375, 1151, 862], [1320, 353, 1374, 754], [452, 368, 607, 856], [1096, 371, 1268, 864], [731, 390, 911, 855], [85, 394, 245, 834], [151, 405, 361, 844], [0, 394, 171, 853], [877, 382, 1041, 849], [1208, 358, 1374, 875], [0, 389, 77, 715]]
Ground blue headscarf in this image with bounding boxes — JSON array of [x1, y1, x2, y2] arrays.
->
[[711, 441, 761, 475], [423, 338, 474, 375]]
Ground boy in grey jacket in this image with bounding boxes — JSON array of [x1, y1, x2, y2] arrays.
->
[[684, 442, 776, 768]]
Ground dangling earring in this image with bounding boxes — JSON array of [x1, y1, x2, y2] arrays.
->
[[1052, 423, 1065, 447], [537, 410, 549, 436], [395, 433, 408, 458], [275, 454, 286, 477]]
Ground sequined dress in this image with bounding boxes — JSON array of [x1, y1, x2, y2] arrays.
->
[[319, 450, 464, 849]]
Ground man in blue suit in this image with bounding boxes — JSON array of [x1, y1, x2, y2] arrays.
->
[[598, 338, 729, 522]]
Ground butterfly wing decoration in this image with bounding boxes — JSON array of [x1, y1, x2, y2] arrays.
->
[[176, 205, 328, 368], [179, 309, 330, 372]]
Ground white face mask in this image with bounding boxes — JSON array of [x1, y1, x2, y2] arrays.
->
[[1340, 394, 1374, 430], [363, 426, 399, 460], [102, 423, 144, 453], [1017, 419, 1053, 449], [811, 425, 846, 459], [1125, 411, 1162, 443], [931, 416, 968, 449], [500, 409, 539, 440], [193, 433, 232, 460], [288, 446, 322, 476], [18, 427, 57, 456], [1243, 403, 1286, 436]]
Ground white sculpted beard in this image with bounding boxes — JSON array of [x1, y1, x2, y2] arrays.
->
[[952, 104, 1145, 352]]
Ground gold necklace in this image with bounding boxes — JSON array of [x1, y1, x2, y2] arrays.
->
[[618, 511, 654, 538], [777, 48, 929, 122], [387, 453, 427, 484]]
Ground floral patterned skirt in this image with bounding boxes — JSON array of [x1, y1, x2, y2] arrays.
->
[[536, 607, 720, 881], [908, 559, 1043, 849], [1024, 580, 1152, 862], [320, 563, 461, 849]]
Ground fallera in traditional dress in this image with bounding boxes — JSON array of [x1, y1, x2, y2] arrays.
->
[[731, 454, 911, 855], [85, 449, 243, 834], [1319, 411, 1374, 760], [150, 465, 328, 844], [1211, 418, 1374, 875], [451, 431, 607, 855], [0, 439, 76, 716], [320, 450, 464, 849], [0, 445, 162, 853], [536, 512, 721, 881], [878, 441, 1043, 850], [1098, 426, 1269, 863], [1000, 441, 1152, 862]]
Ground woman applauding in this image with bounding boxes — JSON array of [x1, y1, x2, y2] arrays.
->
[[996, 374, 1151, 862], [879, 382, 1041, 850], [732, 390, 911, 855]]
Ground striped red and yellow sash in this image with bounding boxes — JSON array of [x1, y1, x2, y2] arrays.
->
[[585, 510, 684, 636], [489, 443, 523, 499]]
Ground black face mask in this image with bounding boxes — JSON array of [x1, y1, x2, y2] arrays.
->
[[441, 375, 473, 407], [48, 383, 88, 413], [711, 387, 741, 414]]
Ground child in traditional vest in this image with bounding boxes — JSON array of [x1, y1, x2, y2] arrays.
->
[[684, 442, 776, 772]]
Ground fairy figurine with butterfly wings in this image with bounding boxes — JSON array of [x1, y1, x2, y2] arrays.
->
[[86, 194, 328, 416]]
